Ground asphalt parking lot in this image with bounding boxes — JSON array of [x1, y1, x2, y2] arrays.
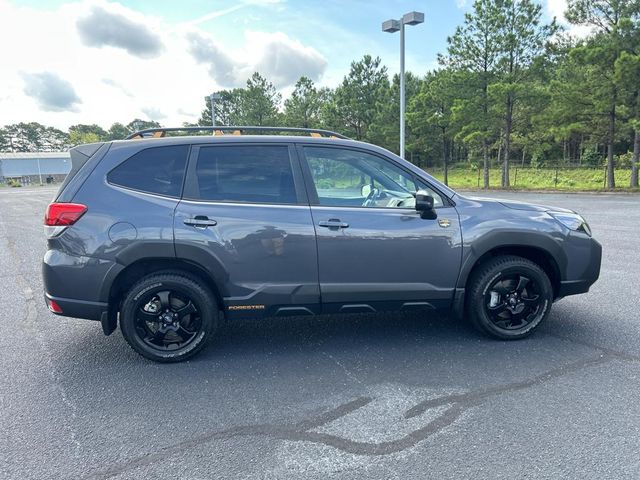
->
[[1, 186, 639, 479]]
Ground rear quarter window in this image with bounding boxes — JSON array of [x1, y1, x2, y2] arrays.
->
[[107, 145, 189, 198]]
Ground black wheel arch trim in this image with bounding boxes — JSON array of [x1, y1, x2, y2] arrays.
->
[[100, 241, 229, 308], [456, 230, 566, 293]]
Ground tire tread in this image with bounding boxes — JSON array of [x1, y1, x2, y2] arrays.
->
[[466, 255, 552, 340], [119, 271, 218, 362]]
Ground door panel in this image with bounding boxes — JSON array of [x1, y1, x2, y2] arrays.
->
[[311, 205, 461, 309], [174, 202, 319, 315], [299, 145, 462, 312], [174, 144, 319, 317]]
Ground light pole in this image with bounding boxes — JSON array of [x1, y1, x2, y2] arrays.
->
[[37, 157, 42, 186], [382, 11, 424, 159], [209, 93, 222, 126]]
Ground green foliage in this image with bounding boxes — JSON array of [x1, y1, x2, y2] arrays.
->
[[431, 166, 633, 190], [616, 151, 635, 167], [283, 77, 326, 128], [68, 124, 107, 145], [330, 55, 390, 140], [127, 119, 161, 132], [582, 149, 605, 166], [242, 73, 281, 125], [564, 0, 640, 187], [198, 73, 281, 126], [1, 0, 639, 191], [106, 122, 131, 141], [0, 123, 68, 152], [372, 71, 423, 156]]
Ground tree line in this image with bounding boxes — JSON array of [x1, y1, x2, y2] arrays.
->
[[1, 0, 638, 188]]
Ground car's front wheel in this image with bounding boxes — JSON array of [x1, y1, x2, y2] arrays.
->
[[466, 255, 553, 340], [120, 272, 218, 362]]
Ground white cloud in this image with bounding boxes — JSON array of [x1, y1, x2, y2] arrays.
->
[[248, 31, 328, 88], [140, 106, 167, 121], [77, 4, 164, 58], [547, 0, 566, 18], [186, 31, 240, 87], [185, 29, 327, 89], [22, 72, 82, 112], [546, 0, 593, 38], [0, 0, 325, 130]]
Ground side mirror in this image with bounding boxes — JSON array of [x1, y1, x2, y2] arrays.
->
[[415, 190, 437, 219]]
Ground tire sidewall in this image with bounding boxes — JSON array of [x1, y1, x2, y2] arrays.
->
[[120, 276, 217, 362], [471, 261, 553, 339]]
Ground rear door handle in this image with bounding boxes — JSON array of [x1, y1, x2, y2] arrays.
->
[[184, 216, 217, 228], [318, 219, 349, 229]]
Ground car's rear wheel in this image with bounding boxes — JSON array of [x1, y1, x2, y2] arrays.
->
[[120, 272, 218, 362], [466, 255, 553, 340]]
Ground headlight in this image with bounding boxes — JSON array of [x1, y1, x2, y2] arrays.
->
[[548, 211, 592, 236]]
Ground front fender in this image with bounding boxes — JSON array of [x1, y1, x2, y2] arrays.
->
[[456, 229, 567, 289], [454, 196, 568, 290]]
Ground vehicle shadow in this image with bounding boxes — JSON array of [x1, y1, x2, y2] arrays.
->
[[53, 307, 602, 396], [205, 311, 473, 359]]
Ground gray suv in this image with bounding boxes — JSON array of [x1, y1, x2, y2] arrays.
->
[[43, 127, 601, 362]]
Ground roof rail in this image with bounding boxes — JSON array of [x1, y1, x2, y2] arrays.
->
[[125, 126, 350, 140]]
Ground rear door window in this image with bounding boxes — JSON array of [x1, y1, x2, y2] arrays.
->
[[107, 145, 189, 198], [191, 145, 297, 204]]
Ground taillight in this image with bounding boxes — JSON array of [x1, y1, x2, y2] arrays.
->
[[45, 203, 87, 226], [46, 298, 63, 313]]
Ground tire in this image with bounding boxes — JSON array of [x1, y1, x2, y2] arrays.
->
[[466, 255, 553, 340], [120, 272, 218, 362]]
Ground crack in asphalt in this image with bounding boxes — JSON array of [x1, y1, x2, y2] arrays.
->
[[321, 351, 364, 386], [404, 353, 612, 419], [544, 332, 640, 363], [83, 351, 618, 480]]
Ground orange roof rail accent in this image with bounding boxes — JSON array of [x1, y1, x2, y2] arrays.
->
[[125, 126, 350, 140]]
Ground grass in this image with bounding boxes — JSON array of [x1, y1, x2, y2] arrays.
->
[[427, 167, 638, 191]]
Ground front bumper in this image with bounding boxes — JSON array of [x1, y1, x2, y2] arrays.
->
[[557, 234, 602, 297]]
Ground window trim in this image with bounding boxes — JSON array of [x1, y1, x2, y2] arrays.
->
[[106, 144, 191, 199], [182, 143, 308, 206], [296, 143, 453, 210]]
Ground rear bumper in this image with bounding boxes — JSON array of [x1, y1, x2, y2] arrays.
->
[[45, 293, 106, 321], [42, 248, 117, 321], [557, 235, 602, 298]]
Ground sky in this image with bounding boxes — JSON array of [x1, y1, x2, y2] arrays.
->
[[0, 0, 577, 131]]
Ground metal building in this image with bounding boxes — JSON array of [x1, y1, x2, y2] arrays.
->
[[0, 152, 71, 185]]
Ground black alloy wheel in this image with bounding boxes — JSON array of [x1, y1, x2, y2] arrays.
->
[[484, 273, 542, 330], [466, 255, 553, 340], [120, 272, 218, 362], [135, 289, 202, 351]]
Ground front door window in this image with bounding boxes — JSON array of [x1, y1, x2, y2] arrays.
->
[[303, 146, 443, 208]]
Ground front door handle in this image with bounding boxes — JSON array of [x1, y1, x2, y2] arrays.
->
[[318, 219, 349, 229], [184, 216, 217, 228]]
